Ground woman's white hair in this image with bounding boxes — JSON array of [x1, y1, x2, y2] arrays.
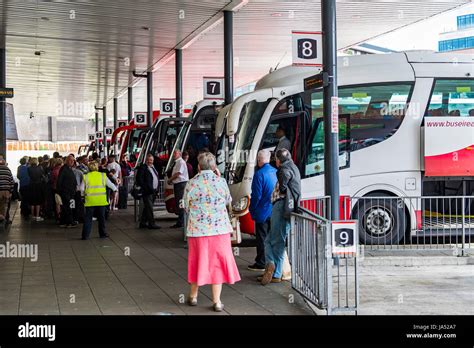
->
[[198, 152, 216, 171]]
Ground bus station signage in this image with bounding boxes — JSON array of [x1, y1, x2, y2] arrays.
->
[[292, 31, 323, 67], [0, 88, 14, 98], [160, 99, 176, 116], [331, 221, 358, 257], [134, 112, 147, 126], [203, 77, 225, 100]]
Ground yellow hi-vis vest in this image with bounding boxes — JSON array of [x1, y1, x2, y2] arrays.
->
[[84, 171, 108, 207]]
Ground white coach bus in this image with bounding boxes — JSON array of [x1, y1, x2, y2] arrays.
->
[[222, 51, 474, 244]]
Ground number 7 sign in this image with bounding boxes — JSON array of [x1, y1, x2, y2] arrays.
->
[[203, 77, 225, 100], [292, 31, 323, 67]]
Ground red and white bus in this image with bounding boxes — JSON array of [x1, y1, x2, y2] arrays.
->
[[221, 51, 474, 244]]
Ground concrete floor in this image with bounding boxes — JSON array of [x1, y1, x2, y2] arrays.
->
[[1, 203, 473, 315], [0, 204, 313, 315]]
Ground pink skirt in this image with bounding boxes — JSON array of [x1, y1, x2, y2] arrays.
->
[[187, 233, 241, 286]]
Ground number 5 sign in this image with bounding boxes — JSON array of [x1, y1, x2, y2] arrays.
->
[[203, 77, 225, 100], [331, 221, 358, 257], [292, 31, 323, 67]]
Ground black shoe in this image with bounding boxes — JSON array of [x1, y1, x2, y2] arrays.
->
[[170, 223, 183, 229], [81, 237, 89, 240], [148, 225, 161, 230], [247, 264, 265, 272], [66, 223, 78, 228], [99, 234, 110, 239], [139, 223, 148, 229]]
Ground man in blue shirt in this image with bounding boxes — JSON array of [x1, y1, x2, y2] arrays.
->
[[248, 149, 277, 272]]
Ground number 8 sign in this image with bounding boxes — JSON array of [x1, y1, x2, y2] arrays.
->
[[292, 31, 323, 67]]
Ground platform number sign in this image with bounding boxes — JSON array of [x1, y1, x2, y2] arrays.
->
[[160, 99, 176, 116], [331, 221, 358, 257], [134, 112, 147, 126], [203, 77, 225, 100], [292, 31, 323, 67], [118, 120, 127, 128], [105, 127, 113, 136], [88, 134, 95, 142], [95, 131, 103, 139]]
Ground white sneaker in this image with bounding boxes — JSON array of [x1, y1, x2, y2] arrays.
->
[[92, 217, 97, 221], [31, 216, 38, 221], [36, 217, 44, 222]]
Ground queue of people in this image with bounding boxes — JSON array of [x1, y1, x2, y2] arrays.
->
[[14, 152, 130, 235]]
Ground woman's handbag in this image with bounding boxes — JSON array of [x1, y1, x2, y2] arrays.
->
[[227, 204, 242, 244], [230, 216, 242, 245]]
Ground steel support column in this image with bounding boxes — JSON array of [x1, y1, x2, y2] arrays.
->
[[146, 72, 153, 126], [95, 111, 99, 152], [224, 10, 234, 105], [175, 49, 183, 118], [0, 48, 6, 159], [322, 0, 340, 221], [133, 70, 153, 126], [128, 86, 133, 122], [102, 106, 107, 156], [113, 98, 118, 129]]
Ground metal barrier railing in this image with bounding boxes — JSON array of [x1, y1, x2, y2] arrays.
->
[[290, 207, 359, 315], [348, 196, 473, 253], [302, 195, 474, 254]]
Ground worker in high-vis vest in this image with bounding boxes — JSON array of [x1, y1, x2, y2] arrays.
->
[[80, 161, 117, 240]]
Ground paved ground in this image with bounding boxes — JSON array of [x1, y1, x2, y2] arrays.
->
[[1, 203, 473, 316], [356, 263, 474, 315], [0, 204, 313, 315]]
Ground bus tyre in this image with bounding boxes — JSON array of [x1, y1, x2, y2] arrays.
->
[[353, 197, 406, 245]]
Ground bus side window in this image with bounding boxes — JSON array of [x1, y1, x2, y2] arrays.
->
[[426, 80, 474, 117]]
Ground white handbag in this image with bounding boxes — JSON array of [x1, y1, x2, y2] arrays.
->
[[230, 216, 242, 244]]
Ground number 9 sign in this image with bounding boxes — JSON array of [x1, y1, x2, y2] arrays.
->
[[331, 221, 358, 257], [292, 31, 323, 67]]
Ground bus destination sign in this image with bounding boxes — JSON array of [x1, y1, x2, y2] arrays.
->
[[303, 72, 328, 91]]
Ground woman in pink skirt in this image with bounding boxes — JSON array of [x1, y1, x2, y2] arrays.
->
[[183, 152, 241, 312]]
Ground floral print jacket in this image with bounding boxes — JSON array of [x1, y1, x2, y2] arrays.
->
[[183, 170, 233, 237]]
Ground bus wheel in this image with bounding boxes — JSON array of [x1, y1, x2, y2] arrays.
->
[[353, 197, 406, 245]]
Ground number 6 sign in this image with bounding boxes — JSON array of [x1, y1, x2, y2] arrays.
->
[[292, 31, 323, 67], [203, 77, 225, 100], [160, 99, 176, 116]]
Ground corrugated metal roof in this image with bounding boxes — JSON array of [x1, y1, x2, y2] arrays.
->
[[0, 0, 470, 123]]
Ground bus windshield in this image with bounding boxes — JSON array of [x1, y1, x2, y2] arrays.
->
[[230, 99, 271, 181], [165, 121, 191, 174]]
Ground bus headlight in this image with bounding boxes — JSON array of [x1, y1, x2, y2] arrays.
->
[[232, 196, 250, 214]]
